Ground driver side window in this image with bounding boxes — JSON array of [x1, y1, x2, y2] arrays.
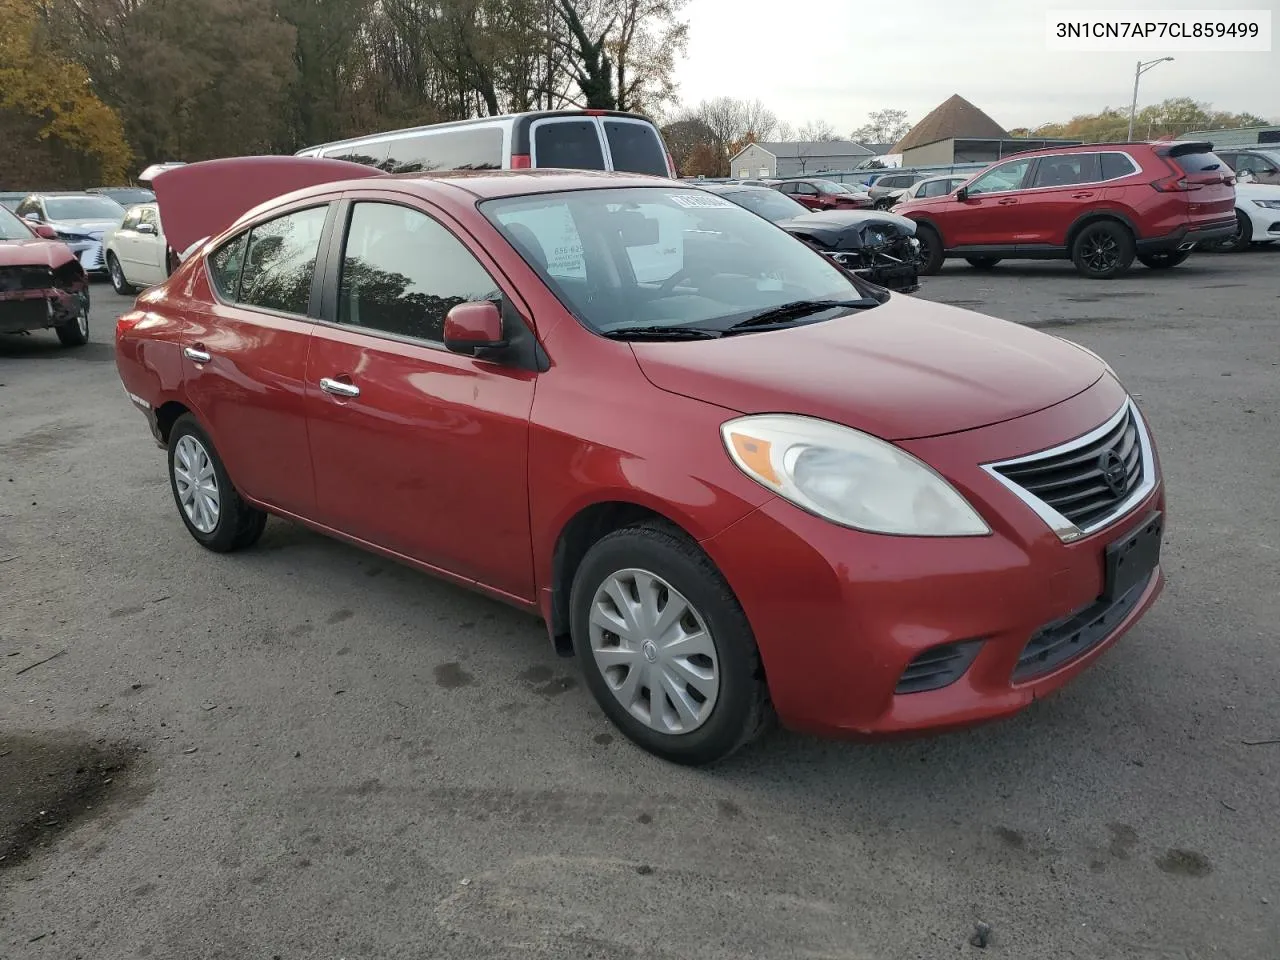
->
[[966, 158, 1032, 196]]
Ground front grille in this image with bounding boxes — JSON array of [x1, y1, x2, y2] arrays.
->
[[992, 404, 1145, 533], [896, 640, 983, 694], [0, 265, 55, 293], [1012, 568, 1153, 682]]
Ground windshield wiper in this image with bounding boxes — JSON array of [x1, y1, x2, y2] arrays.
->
[[601, 325, 722, 341], [722, 298, 880, 334]]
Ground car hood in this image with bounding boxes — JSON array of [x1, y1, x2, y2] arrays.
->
[[630, 296, 1105, 441], [775, 210, 916, 249], [0, 238, 76, 268], [1234, 180, 1280, 201], [48, 218, 120, 235]]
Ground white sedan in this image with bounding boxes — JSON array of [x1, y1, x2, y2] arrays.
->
[[102, 203, 173, 293]]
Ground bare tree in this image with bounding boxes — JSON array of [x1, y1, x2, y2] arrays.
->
[[775, 120, 796, 142], [851, 108, 911, 146], [797, 118, 838, 142]]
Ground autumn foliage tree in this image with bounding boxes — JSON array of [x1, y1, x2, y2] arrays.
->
[[0, 0, 130, 187]]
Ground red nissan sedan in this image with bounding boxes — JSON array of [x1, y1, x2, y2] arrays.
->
[[115, 157, 1166, 765]]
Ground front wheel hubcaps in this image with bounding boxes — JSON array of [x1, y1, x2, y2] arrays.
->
[[174, 435, 220, 533], [589, 568, 719, 735]]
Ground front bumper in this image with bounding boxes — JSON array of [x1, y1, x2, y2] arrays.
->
[[62, 239, 106, 274], [699, 376, 1165, 738], [1137, 219, 1236, 254], [0, 289, 84, 333]]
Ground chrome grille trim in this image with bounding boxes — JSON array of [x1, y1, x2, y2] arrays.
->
[[981, 398, 1156, 542]]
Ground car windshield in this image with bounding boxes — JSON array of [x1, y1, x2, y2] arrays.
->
[[97, 188, 155, 204], [815, 180, 850, 193], [0, 205, 35, 240], [718, 188, 810, 222], [481, 187, 871, 336], [44, 196, 125, 221]]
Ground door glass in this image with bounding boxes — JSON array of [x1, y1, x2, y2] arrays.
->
[[966, 158, 1032, 195], [337, 202, 501, 342], [208, 233, 248, 300], [120, 208, 142, 231], [603, 121, 668, 176], [386, 128, 503, 173], [1030, 153, 1100, 188], [533, 120, 606, 170], [140, 207, 160, 229], [238, 205, 328, 315]]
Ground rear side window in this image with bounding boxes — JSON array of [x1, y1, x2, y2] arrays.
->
[[533, 120, 605, 170], [322, 142, 390, 170], [238, 206, 328, 315], [604, 121, 668, 176], [1169, 150, 1228, 174], [208, 233, 248, 300], [1031, 153, 1101, 188], [385, 128, 503, 173], [1100, 152, 1138, 180]]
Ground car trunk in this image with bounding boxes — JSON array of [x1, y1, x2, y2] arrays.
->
[[1159, 143, 1237, 228]]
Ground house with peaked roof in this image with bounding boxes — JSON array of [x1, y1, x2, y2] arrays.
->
[[729, 140, 874, 179], [894, 95, 1077, 165]]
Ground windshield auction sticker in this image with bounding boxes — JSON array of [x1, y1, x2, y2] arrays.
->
[[669, 194, 737, 209]]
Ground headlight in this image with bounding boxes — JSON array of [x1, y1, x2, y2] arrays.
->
[[721, 414, 990, 536], [1252, 199, 1280, 209]]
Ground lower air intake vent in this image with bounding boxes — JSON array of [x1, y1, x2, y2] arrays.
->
[[895, 640, 984, 694]]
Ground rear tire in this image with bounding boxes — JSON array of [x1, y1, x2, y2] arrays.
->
[[570, 522, 771, 766], [167, 414, 267, 553], [915, 224, 944, 275], [55, 295, 90, 347], [965, 256, 1002, 269], [107, 253, 136, 295], [1070, 221, 1135, 279], [1138, 250, 1190, 269]]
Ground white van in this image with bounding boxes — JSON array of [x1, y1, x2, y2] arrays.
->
[[295, 109, 675, 178]]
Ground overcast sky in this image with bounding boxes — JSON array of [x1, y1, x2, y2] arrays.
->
[[674, 0, 1279, 135]]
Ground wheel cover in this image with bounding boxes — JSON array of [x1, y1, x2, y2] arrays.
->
[[110, 258, 124, 289], [588, 568, 719, 735], [1081, 231, 1119, 272], [76, 302, 88, 338], [173, 435, 220, 533]]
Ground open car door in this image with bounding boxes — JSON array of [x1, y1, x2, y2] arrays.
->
[[152, 155, 386, 258]]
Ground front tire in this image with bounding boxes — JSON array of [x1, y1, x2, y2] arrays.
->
[[570, 523, 771, 765], [1205, 211, 1252, 253], [55, 295, 90, 347], [1071, 221, 1135, 279], [167, 414, 267, 553], [915, 224, 944, 275], [107, 253, 136, 295], [1138, 250, 1190, 269]]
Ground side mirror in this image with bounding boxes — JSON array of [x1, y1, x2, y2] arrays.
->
[[23, 212, 43, 223], [138, 222, 157, 235], [32, 223, 58, 240], [443, 300, 506, 356], [954, 186, 969, 201]]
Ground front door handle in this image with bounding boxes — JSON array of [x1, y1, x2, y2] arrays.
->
[[1072, 192, 1095, 199], [184, 346, 211, 364], [319, 377, 360, 399], [997, 197, 1018, 205]]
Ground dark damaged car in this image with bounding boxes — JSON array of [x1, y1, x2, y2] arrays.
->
[[699, 183, 921, 293], [0, 204, 91, 347]]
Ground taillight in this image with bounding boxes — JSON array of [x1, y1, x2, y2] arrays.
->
[[584, 109, 606, 116], [666, 150, 677, 178], [511, 154, 531, 169], [1150, 175, 1201, 192]]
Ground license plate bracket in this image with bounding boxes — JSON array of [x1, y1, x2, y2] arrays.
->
[[1103, 511, 1163, 602]]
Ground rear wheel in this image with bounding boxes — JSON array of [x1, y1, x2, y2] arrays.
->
[[915, 224, 944, 275], [570, 523, 771, 765], [1070, 221, 1135, 279], [1205, 211, 1252, 253], [107, 253, 136, 295], [1138, 250, 1190, 269], [167, 414, 267, 553], [55, 295, 90, 347], [965, 256, 1002, 270]]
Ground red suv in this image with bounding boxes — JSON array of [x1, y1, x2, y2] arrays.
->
[[894, 141, 1238, 279], [775, 178, 873, 211]]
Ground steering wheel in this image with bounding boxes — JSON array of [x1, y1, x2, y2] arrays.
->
[[660, 269, 695, 294]]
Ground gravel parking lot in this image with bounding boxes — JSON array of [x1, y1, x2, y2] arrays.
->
[[3, 250, 1279, 958]]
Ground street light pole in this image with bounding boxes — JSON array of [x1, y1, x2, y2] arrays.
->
[[1128, 57, 1175, 140]]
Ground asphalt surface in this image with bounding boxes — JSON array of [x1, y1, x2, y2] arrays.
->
[[2, 250, 1279, 959]]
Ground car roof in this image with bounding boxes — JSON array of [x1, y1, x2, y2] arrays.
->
[[382, 168, 675, 199], [698, 183, 772, 194]]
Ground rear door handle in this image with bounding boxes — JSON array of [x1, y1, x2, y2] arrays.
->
[[997, 198, 1018, 205], [319, 377, 360, 399], [183, 346, 211, 364], [1072, 192, 1095, 199]]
